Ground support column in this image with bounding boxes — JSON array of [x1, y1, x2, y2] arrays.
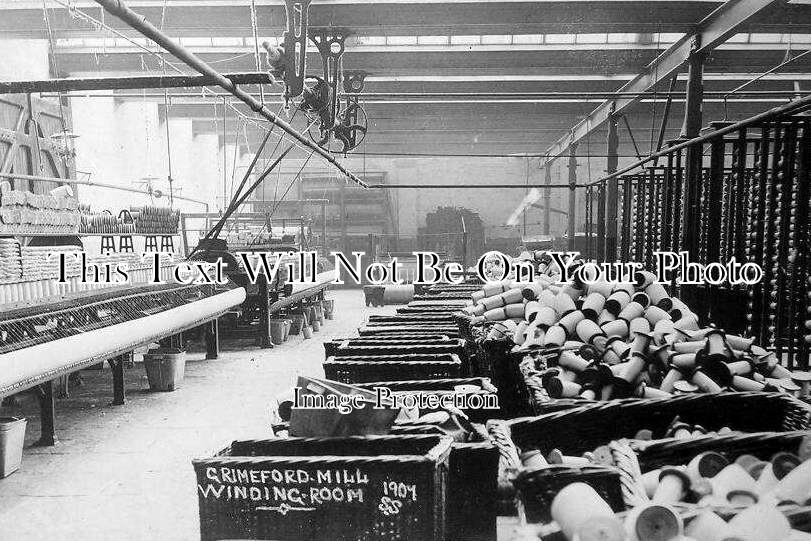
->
[[109, 353, 128, 406], [168, 333, 184, 350], [205, 319, 220, 360], [257, 274, 273, 348], [34, 381, 57, 447], [605, 109, 620, 261], [321, 201, 327, 254], [339, 180, 347, 254], [680, 46, 705, 260], [568, 144, 578, 251], [543, 161, 552, 236]]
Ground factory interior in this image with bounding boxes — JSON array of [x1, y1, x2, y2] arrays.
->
[[0, 0, 810, 540]]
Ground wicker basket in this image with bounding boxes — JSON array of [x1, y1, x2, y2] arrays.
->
[[358, 325, 461, 338], [355, 377, 496, 393], [414, 292, 473, 300], [453, 312, 477, 343], [479, 343, 562, 419], [534, 503, 811, 541], [368, 314, 457, 323], [193, 435, 452, 541], [397, 305, 467, 314], [512, 464, 624, 524], [610, 430, 811, 509], [332, 342, 469, 367], [323, 354, 463, 383], [501, 392, 811, 458], [488, 393, 810, 524]]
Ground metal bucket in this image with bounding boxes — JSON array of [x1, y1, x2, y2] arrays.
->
[[289, 313, 305, 335], [322, 299, 335, 320], [269, 320, 286, 345], [0, 417, 27, 478], [143, 348, 186, 392], [282, 319, 292, 342]]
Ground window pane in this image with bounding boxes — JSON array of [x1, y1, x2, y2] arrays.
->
[[576, 33, 607, 44], [545, 34, 575, 44]]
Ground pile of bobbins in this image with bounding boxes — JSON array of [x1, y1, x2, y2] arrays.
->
[[515, 434, 811, 541], [461, 253, 811, 402], [512, 478, 811, 541]]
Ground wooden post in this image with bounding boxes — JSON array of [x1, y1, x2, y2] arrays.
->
[[109, 353, 128, 406], [257, 274, 273, 348], [162, 332, 183, 350], [321, 200, 327, 253], [339, 179, 347, 254], [568, 143, 578, 251], [205, 318, 220, 359], [680, 46, 705, 307], [605, 109, 620, 261], [543, 161, 552, 235], [681, 47, 706, 260], [34, 381, 58, 447]]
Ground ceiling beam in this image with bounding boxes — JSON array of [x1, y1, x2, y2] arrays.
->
[[0, 71, 273, 94], [7, 1, 811, 38], [49, 43, 810, 79], [542, 0, 789, 164]]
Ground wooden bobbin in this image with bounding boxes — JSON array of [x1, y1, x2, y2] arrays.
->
[[624, 503, 683, 541], [618, 301, 645, 322], [601, 319, 629, 339], [711, 464, 758, 500], [604, 289, 631, 316], [653, 468, 691, 503], [582, 292, 606, 320], [544, 325, 567, 347], [686, 511, 741, 541], [551, 483, 624, 541], [629, 317, 652, 336], [727, 504, 791, 541]]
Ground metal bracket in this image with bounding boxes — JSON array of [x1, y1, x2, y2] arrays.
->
[[281, 0, 312, 99], [343, 70, 368, 94], [689, 34, 702, 53], [309, 28, 352, 132], [339, 71, 369, 153]]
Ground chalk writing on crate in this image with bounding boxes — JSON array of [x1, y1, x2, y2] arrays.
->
[[199, 466, 402, 513]]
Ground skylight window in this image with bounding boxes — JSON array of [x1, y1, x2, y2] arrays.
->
[[513, 34, 544, 44], [450, 35, 480, 45], [481, 35, 513, 45], [545, 34, 576, 44], [417, 35, 449, 45], [387, 36, 417, 45], [575, 33, 608, 44]]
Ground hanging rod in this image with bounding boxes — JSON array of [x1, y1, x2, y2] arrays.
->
[[0, 172, 209, 210], [92, 0, 367, 189]]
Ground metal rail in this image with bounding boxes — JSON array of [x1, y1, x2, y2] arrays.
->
[[0, 172, 209, 209], [92, 0, 367, 189], [541, 0, 784, 165], [586, 93, 811, 186], [0, 72, 275, 94], [367, 183, 581, 189]]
